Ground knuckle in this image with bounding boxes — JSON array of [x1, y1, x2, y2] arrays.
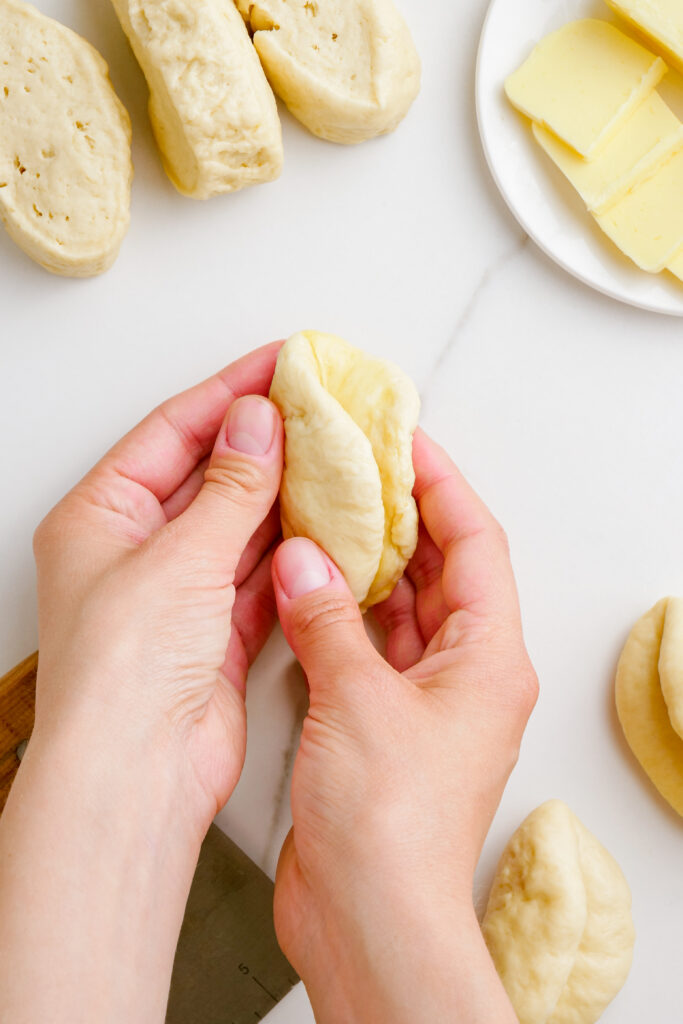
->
[[32, 500, 70, 557], [492, 519, 511, 556], [32, 516, 52, 556], [204, 457, 273, 507], [290, 590, 359, 644], [511, 660, 539, 717]]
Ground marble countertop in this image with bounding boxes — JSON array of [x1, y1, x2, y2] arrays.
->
[[2, 0, 683, 1020]]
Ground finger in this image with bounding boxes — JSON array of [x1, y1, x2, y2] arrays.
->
[[161, 457, 209, 521], [272, 537, 381, 688], [79, 341, 284, 517], [372, 576, 425, 672], [406, 522, 451, 645], [222, 548, 278, 693], [171, 395, 283, 578], [234, 504, 281, 589], [412, 429, 521, 631]]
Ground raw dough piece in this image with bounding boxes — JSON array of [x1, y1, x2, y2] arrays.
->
[[269, 331, 419, 610], [532, 92, 683, 214], [505, 20, 666, 158], [0, 0, 132, 276], [659, 597, 683, 738], [235, 0, 420, 144], [483, 800, 634, 1024], [110, 0, 282, 198], [616, 597, 683, 817], [483, 801, 586, 1024], [547, 815, 635, 1024], [616, 598, 683, 814]]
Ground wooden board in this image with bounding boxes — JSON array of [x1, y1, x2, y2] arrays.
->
[[0, 653, 37, 813]]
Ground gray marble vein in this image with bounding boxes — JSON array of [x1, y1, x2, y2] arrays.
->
[[420, 235, 530, 411]]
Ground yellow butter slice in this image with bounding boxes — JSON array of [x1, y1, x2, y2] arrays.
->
[[594, 147, 683, 271], [668, 249, 683, 282], [532, 92, 683, 213], [505, 19, 667, 158], [606, 0, 683, 73]]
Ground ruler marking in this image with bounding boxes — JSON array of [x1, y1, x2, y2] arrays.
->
[[251, 975, 277, 1002]]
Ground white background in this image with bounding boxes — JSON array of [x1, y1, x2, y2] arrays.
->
[[2, 0, 683, 1020]]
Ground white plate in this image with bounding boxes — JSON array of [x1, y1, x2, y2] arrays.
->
[[476, 0, 683, 317]]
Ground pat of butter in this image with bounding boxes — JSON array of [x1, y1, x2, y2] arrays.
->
[[532, 92, 683, 213], [594, 148, 683, 271], [606, 0, 683, 72], [505, 19, 667, 158], [669, 249, 683, 282]]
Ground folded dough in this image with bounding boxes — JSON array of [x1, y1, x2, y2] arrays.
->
[[616, 596, 683, 814], [483, 800, 634, 1024], [110, 0, 283, 198], [235, 0, 420, 143], [0, 0, 132, 276], [269, 331, 419, 610]]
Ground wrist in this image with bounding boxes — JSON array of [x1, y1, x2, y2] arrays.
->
[[298, 897, 515, 1024], [31, 673, 218, 843], [0, 711, 204, 1023]]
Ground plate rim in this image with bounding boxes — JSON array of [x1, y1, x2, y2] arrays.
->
[[474, 0, 683, 318]]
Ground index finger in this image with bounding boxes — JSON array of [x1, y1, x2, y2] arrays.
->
[[86, 340, 284, 503], [412, 428, 521, 629]]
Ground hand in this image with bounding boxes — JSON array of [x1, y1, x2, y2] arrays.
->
[[271, 429, 538, 1024], [32, 342, 284, 832], [0, 344, 285, 1023]]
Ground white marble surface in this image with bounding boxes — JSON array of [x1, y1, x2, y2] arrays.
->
[[2, 0, 683, 1020]]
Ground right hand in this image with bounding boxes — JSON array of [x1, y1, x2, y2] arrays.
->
[[270, 428, 538, 1024]]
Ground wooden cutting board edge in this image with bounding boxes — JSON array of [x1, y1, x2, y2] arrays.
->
[[0, 653, 38, 813]]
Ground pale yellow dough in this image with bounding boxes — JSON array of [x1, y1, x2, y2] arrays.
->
[[0, 0, 132, 276], [110, 0, 282, 198], [659, 597, 683, 738], [269, 331, 419, 610], [616, 598, 683, 817], [547, 816, 635, 1024], [505, 20, 666, 158], [483, 800, 634, 1024], [235, 0, 420, 144]]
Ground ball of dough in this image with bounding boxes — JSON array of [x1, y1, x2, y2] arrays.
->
[[616, 596, 683, 815], [0, 0, 132, 276], [482, 800, 634, 1024], [235, 0, 421, 144], [269, 331, 420, 610]]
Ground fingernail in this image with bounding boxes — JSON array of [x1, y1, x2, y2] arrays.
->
[[277, 538, 332, 599], [226, 396, 277, 456]]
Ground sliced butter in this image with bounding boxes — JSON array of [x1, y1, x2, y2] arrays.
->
[[668, 248, 683, 281], [505, 19, 667, 158], [594, 147, 683, 271], [532, 92, 683, 213], [606, 0, 683, 73]]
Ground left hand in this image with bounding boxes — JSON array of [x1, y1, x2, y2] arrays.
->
[[32, 341, 284, 837]]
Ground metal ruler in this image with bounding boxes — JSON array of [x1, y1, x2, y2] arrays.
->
[[0, 654, 299, 1023]]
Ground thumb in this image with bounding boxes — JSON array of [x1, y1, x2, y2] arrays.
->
[[174, 395, 283, 575], [272, 537, 379, 683]]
